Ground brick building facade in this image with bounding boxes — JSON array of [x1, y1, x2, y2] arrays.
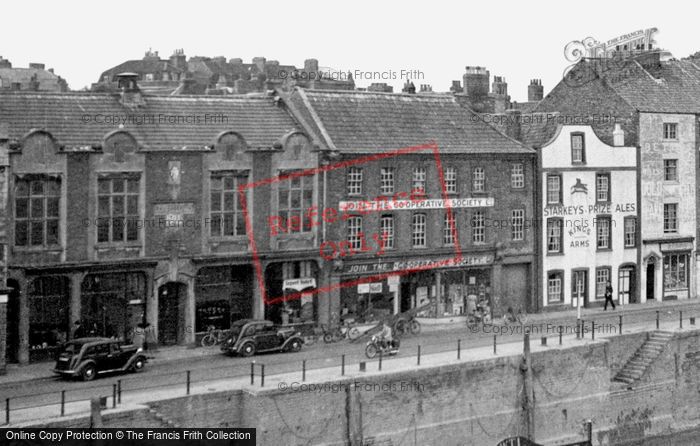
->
[[0, 79, 331, 363], [285, 88, 537, 323]]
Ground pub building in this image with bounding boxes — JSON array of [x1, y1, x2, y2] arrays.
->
[[284, 88, 537, 323], [0, 76, 327, 363], [533, 124, 639, 309]]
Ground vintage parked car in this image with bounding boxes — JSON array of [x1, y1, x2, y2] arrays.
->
[[220, 319, 303, 357], [53, 337, 147, 381]]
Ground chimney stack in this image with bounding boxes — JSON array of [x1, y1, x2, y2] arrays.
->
[[115, 73, 145, 108], [463, 66, 490, 99], [613, 123, 625, 146], [0, 56, 11, 68], [252, 57, 266, 73], [29, 63, 45, 70], [528, 79, 543, 102], [304, 59, 319, 73], [169, 49, 186, 70], [492, 76, 507, 96], [505, 110, 522, 141]]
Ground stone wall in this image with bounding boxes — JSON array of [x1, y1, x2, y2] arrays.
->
[[20, 328, 700, 445]]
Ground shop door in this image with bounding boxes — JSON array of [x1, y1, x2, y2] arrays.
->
[[400, 282, 411, 313], [572, 270, 588, 308], [619, 266, 636, 305], [6, 280, 20, 363], [158, 282, 184, 345]]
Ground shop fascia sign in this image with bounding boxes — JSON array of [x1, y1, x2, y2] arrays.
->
[[339, 197, 495, 212], [283, 277, 317, 291], [343, 254, 494, 275], [357, 282, 383, 294]]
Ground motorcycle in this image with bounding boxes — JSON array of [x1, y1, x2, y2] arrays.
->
[[365, 335, 400, 359]]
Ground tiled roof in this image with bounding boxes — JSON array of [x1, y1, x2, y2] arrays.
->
[[287, 88, 533, 154], [0, 91, 300, 150], [518, 113, 561, 149], [99, 59, 182, 81], [604, 59, 700, 113]]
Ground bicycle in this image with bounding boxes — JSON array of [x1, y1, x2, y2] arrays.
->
[[303, 326, 323, 346], [322, 321, 361, 343], [394, 315, 421, 337], [200, 326, 229, 347]]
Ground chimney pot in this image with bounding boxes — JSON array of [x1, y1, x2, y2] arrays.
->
[[613, 123, 625, 146]]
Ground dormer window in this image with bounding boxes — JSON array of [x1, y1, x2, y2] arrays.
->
[[571, 133, 585, 164]]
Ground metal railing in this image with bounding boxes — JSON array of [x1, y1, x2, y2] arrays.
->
[[2, 307, 697, 425]]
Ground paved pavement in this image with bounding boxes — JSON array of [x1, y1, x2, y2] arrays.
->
[[1, 299, 699, 426]]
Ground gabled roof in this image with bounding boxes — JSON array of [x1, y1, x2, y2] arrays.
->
[[286, 88, 533, 154], [605, 59, 700, 113], [98, 59, 183, 82], [0, 91, 300, 150]]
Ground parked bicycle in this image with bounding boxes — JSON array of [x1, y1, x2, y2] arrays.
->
[[201, 326, 229, 347], [322, 321, 361, 343], [394, 315, 421, 337], [303, 326, 324, 346]]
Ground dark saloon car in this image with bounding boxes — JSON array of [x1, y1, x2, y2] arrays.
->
[[53, 337, 147, 381], [220, 319, 303, 357]]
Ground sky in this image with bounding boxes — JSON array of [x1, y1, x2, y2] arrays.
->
[[1, 0, 697, 101]]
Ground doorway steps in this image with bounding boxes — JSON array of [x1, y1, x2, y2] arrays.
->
[[613, 330, 674, 385]]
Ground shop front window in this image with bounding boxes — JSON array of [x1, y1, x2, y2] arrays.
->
[[81, 272, 146, 341], [195, 265, 253, 332], [29, 276, 69, 360], [664, 253, 688, 290]]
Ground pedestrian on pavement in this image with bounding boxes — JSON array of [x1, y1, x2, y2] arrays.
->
[[604, 280, 616, 310], [72, 320, 86, 339]]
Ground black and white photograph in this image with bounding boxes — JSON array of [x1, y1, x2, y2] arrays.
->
[[1, 1, 700, 445]]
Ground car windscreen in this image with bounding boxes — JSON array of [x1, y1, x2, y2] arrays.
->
[[61, 343, 82, 354]]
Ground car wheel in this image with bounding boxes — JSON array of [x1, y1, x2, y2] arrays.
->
[[323, 333, 334, 344], [81, 364, 97, 381], [240, 342, 256, 357], [131, 356, 146, 372], [288, 339, 302, 353]]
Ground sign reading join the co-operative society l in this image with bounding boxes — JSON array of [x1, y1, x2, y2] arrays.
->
[[339, 197, 494, 212]]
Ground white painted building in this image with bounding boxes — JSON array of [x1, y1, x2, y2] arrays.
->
[[540, 125, 638, 309]]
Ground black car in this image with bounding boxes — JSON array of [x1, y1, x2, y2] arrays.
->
[[220, 319, 303, 357], [53, 337, 147, 381]]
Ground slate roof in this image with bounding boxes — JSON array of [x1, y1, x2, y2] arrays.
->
[[286, 88, 533, 154], [604, 59, 700, 113], [0, 91, 300, 150], [98, 59, 183, 82], [0, 67, 65, 91]]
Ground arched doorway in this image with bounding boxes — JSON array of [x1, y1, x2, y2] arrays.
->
[[6, 279, 20, 363], [158, 282, 186, 345]]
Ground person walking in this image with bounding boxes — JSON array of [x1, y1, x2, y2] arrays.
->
[[72, 320, 86, 339], [604, 280, 616, 310]]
